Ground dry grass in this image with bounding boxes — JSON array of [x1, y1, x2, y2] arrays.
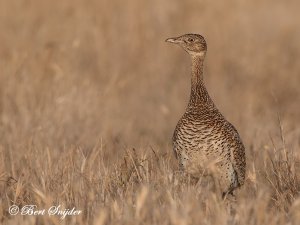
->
[[0, 0, 300, 224]]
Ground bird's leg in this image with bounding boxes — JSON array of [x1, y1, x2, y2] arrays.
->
[[222, 188, 236, 200]]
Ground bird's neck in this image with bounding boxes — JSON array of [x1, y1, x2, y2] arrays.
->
[[188, 55, 213, 110]]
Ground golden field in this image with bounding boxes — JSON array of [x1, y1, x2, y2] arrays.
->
[[0, 0, 300, 224]]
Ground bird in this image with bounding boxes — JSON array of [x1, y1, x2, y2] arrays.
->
[[166, 34, 246, 197]]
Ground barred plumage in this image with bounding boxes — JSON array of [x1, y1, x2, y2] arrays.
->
[[166, 34, 246, 196]]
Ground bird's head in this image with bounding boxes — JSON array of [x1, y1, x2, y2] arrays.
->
[[166, 34, 207, 57]]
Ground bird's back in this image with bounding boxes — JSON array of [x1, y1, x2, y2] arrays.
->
[[173, 106, 246, 193]]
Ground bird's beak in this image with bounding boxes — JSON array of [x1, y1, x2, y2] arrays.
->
[[165, 37, 182, 44]]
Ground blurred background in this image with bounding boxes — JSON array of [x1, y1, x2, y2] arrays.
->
[[0, 0, 299, 160]]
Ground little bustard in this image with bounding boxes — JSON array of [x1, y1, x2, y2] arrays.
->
[[166, 34, 246, 196]]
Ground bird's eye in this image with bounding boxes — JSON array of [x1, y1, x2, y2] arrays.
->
[[188, 38, 194, 42]]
